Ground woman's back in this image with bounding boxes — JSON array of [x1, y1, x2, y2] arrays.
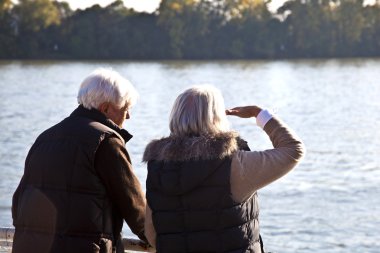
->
[[144, 133, 262, 252], [143, 86, 305, 252]]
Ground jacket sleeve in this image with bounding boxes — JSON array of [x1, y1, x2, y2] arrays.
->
[[144, 204, 157, 248], [12, 142, 37, 223], [230, 116, 306, 202], [95, 136, 146, 241], [12, 177, 23, 222]]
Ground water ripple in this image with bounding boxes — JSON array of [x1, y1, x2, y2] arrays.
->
[[1, 60, 379, 253]]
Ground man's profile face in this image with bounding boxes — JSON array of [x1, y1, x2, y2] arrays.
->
[[107, 102, 130, 128]]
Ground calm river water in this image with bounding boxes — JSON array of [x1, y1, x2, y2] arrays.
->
[[0, 59, 379, 252]]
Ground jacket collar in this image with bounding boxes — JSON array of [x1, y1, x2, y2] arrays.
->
[[70, 105, 133, 143], [143, 131, 241, 162]]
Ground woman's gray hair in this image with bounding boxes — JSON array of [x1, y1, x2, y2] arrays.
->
[[169, 85, 230, 136], [77, 68, 138, 109]]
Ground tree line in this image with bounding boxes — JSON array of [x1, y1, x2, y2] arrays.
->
[[1, 0, 380, 59]]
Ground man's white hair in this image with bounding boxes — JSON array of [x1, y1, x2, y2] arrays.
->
[[169, 85, 230, 136], [77, 68, 138, 109]]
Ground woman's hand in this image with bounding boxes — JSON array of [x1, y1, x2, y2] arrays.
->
[[225, 106, 262, 118]]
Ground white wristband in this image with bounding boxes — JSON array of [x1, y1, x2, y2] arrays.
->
[[256, 109, 273, 129]]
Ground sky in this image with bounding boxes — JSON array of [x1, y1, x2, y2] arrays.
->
[[58, 0, 295, 13], [59, 0, 377, 13], [65, 0, 161, 13]]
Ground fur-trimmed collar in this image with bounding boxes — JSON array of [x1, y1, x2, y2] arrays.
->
[[143, 131, 241, 162]]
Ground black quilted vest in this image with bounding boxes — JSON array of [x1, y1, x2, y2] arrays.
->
[[146, 135, 262, 253], [12, 106, 132, 253]]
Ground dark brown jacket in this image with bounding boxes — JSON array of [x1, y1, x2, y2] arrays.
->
[[12, 106, 146, 253]]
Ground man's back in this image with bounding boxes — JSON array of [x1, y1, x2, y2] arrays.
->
[[12, 108, 124, 253], [12, 69, 146, 253]]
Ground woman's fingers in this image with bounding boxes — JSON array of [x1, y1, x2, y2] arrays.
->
[[226, 106, 261, 118]]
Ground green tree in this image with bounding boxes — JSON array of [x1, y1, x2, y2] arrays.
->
[[359, 3, 380, 56], [334, 0, 365, 56], [1, 0, 380, 59], [157, 0, 197, 58], [10, 0, 63, 58], [14, 0, 61, 32], [279, 0, 338, 57], [62, 4, 104, 58], [0, 0, 12, 14], [53, 1, 72, 20], [0, 0, 16, 57], [61, 0, 167, 59], [236, 0, 278, 58]]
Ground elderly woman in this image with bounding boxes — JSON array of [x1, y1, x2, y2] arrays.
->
[[143, 85, 305, 253]]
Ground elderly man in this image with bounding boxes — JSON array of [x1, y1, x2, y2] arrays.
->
[[12, 68, 146, 253]]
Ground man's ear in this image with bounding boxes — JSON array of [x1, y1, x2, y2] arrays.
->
[[98, 102, 109, 114]]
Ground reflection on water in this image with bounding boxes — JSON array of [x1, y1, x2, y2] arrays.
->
[[1, 59, 379, 252]]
